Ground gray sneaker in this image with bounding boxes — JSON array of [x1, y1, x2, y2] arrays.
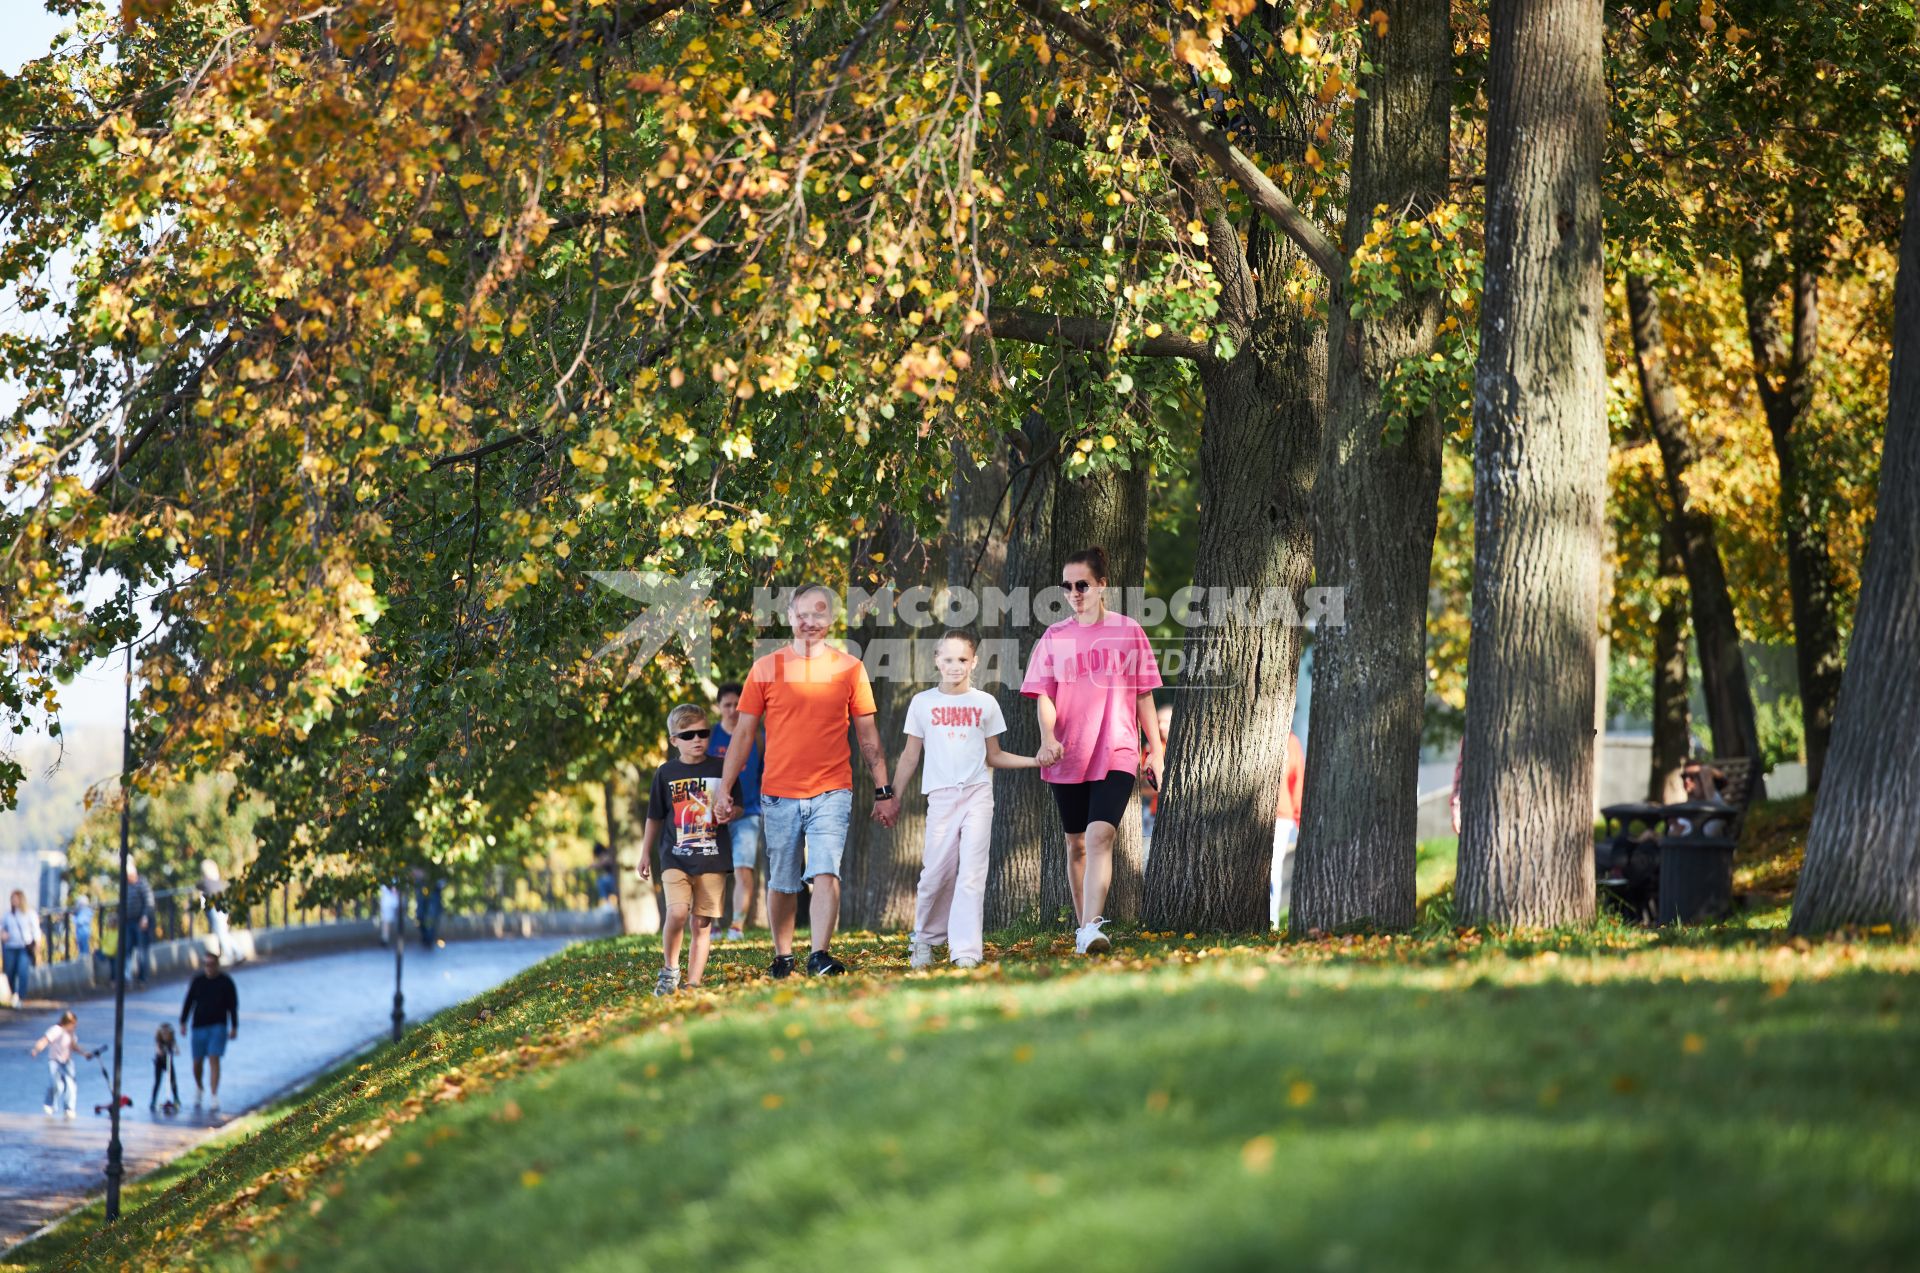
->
[[909, 939, 935, 970], [653, 966, 681, 997]]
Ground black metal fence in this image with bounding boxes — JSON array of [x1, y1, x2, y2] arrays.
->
[[30, 866, 602, 966]]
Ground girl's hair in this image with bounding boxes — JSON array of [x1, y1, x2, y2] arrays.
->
[[8, 889, 24, 907], [59, 1011, 77, 1026], [157, 1022, 176, 1046], [937, 629, 979, 654], [666, 703, 708, 735], [1063, 545, 1109, 582]]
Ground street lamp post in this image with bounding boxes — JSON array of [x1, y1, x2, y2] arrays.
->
[[104, 623, 134, 1222], [391, 892, 405, 1042]]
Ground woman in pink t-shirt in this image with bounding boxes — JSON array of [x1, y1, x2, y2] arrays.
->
[[1019, 546, 1165, 955]]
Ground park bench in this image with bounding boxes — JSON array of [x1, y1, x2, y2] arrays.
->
[[1595, 757, 1755, 925]]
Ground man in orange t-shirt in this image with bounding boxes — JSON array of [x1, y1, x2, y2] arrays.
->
[[716, 583, 899, 978]]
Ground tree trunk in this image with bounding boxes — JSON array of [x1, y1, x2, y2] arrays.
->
[[1455, 0, 1607, 928], [1741, 253, 1842, 791], [1291, 0, 1451, 935], [983, 412, 1151, 929], [1791, 148, 1920, 933], [1626, 274, 1765, 787], [843, 509, 936, 932], [1650, 520, 1691, 804], [1144, 237, 1323, 934]]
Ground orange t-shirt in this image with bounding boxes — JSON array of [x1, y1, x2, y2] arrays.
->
[[1273, 732, 1306, 823], [737, 645, 878, 798]]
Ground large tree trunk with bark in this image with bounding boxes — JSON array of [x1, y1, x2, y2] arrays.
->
[[1791, 149, 1920, 933], [842, 509, 937, 932], [1741, 254, 1844, 792], [1291, 0, 1451, 935], [981, 409, 1150, 930], [1650, 520, 1691, 803], [1455, 0, 1607, 927], [1627, 274, 1765, 787], [1144, 223, 1323, 934]]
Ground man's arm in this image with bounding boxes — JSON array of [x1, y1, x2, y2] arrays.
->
[[853, 715, 899, 827], [180, 979, 196, 1029], [714, 711, 760, 820]]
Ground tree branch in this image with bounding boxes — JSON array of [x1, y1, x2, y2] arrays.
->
[[984, 307, 1209, 359], [1011, 0, 1345, 281]]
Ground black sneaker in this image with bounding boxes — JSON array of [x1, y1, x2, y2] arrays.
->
[[805, 950, 847, 977], [769, 954, 797, 980]]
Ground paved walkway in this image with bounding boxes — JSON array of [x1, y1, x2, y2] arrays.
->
[[0, 936, 578, 1249]]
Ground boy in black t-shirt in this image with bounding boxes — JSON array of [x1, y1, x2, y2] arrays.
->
[[638, 704, 742, 996]]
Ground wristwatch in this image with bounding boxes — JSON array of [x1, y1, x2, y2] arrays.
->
[[874, 785, 896, 800]]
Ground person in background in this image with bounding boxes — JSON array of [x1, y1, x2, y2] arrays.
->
[[180, 948, 240, 1111], [199, 859, 235, 963], [122, 862, 157, 986], [1450, 738, 1465, 836], [710, 680, 765, 942], [591, 842, 619, 910], [72, 889, 94, 961], [377, 882, 401, 945], [413, 869, 444, 951], [3, 890, 41, 1008], [1270, 731, 1307, 927], [151, 1022, 182, 1112], [29, 1009, 92, 1118], [1141, 703, 1174, 846]]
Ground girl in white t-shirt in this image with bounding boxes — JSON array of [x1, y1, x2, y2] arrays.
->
[[895, 632, 1042, 969]]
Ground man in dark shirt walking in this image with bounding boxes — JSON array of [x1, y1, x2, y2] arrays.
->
[[122, 862, 158, 986], [180, 949, 239, 1111]]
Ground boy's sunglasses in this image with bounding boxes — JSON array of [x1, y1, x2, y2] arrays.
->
[[675, 729, 711, 740], [1059, 579, 1095, 594]]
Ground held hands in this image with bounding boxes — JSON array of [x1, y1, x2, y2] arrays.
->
[[1036, 738, 1065, 768], [1142, 748, 1164, 791], [871, 796, 901, 829], [713, 791, 735, 823]]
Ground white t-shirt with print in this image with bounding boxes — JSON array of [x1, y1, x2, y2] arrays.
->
[[904, 687, 1006, 793]]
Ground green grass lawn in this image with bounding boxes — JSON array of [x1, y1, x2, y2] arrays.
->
[[10, 801, 1914, 1273]]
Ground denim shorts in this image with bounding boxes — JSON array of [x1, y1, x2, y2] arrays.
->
[[190, 1024, 229, 1060], [762, 789, 853, 893], [729, 813, 764, 872]]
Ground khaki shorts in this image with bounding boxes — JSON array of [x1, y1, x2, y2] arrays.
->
[[661, 869, 726, 918]]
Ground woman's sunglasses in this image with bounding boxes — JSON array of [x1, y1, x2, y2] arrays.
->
[[1059, 579, 1095, 594], [675, 728, 712, 740]]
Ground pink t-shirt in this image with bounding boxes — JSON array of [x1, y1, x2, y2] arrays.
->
[[1020, 611, 1163, 784]]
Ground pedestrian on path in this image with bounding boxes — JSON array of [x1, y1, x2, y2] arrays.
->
[[28, 1010, 89, 1119], [716, 582, 899, 978], [1270, 731, 1306, 927], [378, 883, 401, 945], [636, 704, 742, 996], [151, 1022, 182, 1112], [1021, 546, 1165, 956], [4, 890, 41, 1008], [72, 889, 94, 961], [121, 863, 157, 986], [179, 948, 239, 1111], [897, 632, 1042, 971], [199, 859, 236, 963]]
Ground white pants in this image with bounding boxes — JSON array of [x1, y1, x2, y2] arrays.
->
[[913, 782, 994, 963], [1270, 818, 1299, 928]]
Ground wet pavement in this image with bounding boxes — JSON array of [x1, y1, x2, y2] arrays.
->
[[0, 936, 579, 1250]]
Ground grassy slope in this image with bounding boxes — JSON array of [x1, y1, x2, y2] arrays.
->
[[12, 803, 1917, 1273]]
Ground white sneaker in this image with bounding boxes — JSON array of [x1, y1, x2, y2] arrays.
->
[[194, 1089, 203, 1107], [953, 957, 981, 969], [726, 927, 745, 943], [43, 1104, 53, 1116], [1076, 918, 1111, 956], [909, 940, 934, 970], [63, 1109, 76, 1120], [209, 1095, 220, 1112]]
